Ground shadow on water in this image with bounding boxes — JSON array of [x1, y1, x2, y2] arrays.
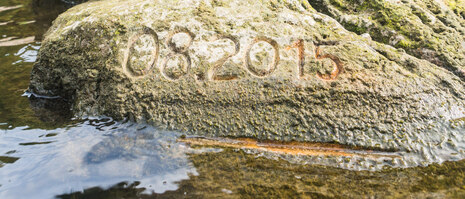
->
[[28, 96, 74, 127]]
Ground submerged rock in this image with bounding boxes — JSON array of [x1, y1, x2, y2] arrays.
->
[[29, 0, 465, 154]]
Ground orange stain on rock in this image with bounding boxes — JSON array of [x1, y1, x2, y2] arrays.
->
[[178, 137, 400, 158]]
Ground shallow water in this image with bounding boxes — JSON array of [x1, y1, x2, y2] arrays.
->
[[1, 0, 465, 198]]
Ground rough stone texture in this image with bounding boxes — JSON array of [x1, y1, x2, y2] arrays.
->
[[29, 0, 465, 156], [307, 0, 465, 81]]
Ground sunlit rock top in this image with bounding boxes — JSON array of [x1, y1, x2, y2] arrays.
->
[[30, 0, 465, 159]]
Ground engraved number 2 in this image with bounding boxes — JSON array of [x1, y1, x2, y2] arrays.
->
[[207, 35, 240, 81]]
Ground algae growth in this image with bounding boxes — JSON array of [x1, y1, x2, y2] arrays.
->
[[57, 147, 465, 198], [307, 0, 465, 80], [29, 0, 465, 168]]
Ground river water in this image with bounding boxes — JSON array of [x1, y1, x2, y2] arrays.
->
[[1, 0, 465, 198]]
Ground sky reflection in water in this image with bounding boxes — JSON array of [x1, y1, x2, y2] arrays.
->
[[0, 119, 206, 198], [0, 1, 203, 197]]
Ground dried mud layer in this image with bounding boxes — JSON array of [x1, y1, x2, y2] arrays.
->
[[29, 0, 465, 162]]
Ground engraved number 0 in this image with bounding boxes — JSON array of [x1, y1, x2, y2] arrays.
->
[[122, 26, 159, 79], [245, 37, 280, 77], [122, 27, 344, 81]]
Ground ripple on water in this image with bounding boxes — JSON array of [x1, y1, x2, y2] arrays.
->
[[0, 115, 464, 198], [0, 118, 200, 198]]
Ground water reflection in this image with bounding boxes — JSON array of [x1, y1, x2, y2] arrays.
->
[[0, 0, 73, 130], [0, 119, 201, 198], [28, 96, 73, 126], [1, 118, 463, 198], [14, 43, 39, 63], [57, 143, 465, 199]]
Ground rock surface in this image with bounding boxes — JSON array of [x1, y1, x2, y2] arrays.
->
[[29, 0, 465, 155], [308, 0, 465, 80]]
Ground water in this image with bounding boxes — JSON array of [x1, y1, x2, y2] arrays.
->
[[1, 0, 465, 198]]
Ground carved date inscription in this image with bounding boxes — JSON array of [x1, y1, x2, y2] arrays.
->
[[123, 26, 344, 81]]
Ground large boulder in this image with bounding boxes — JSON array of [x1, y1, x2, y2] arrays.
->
[[29, 0, 465, 156]]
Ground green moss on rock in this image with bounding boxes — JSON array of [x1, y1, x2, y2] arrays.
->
[[308, 0, 465, 80], [29, 0, 465, 160]]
